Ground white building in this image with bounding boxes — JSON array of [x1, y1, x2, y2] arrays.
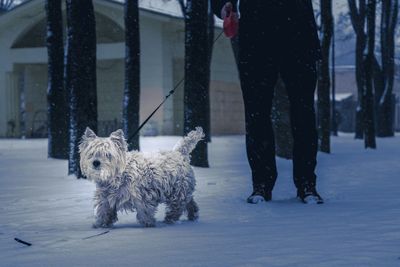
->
[[0, 0, 244, 138]]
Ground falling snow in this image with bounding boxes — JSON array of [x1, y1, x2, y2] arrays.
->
[[0, 134, 399, 266]]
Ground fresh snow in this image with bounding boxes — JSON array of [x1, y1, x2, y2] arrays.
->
[[0, 134, 400, 266]]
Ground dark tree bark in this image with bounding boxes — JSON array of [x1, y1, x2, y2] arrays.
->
[[46, 0, 69, 159], [66, 0, 97, 177], [181, 0, 210, 167], [272, 79, 293, 159], [376, 0, 398, 137], [331, 18, 338, 136], [348, 0, 367, 139], [363, 0, 377, 148], [317, 0, 332, 153], [204, 0, 214, 143], [123, 0, 140, 151]]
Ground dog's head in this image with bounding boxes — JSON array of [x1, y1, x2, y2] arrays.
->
[[79, 128, 127, 183]]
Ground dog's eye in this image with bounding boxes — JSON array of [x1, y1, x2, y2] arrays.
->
[[106, 153, 112, 160]]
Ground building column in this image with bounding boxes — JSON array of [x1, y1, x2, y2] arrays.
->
[[161, 28, 174, 135], [4, 71, 21, 137], [0, 69, 21, 138], [0, 70, 6, 137]]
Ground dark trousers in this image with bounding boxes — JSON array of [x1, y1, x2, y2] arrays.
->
[[238, 1, 319, 191]]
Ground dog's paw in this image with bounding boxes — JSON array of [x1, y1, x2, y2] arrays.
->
[[187, 213, 199, 221], [137, 215, 156, 227], [163, 218, 175, 225], [139, 219, 156, 227], [142, 222, 156, 228], [92, 222, 113, 229]]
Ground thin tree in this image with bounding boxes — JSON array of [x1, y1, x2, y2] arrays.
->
[[363, 0, 377, 148], [348, 0, 367, 139], [179, 0, 210, 167], [123, 0, 140, 151], [45, 0, 69, 159], [317, 0, 333, 153], [376, 0, 398, 137], [66, 0, 98, 177], [204, 0, 214, 143], [331, 16, 338, 136]]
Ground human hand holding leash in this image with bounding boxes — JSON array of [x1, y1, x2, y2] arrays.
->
[[221, 2, 238, 38]]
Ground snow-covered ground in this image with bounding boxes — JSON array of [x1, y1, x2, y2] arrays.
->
[[0, 134, 399, 267]]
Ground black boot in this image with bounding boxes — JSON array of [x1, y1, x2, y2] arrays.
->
[[297, 185, 324, 204], [247, 184, 272, 204]]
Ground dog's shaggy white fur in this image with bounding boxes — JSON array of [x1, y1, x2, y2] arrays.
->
[[79, 127, 204, 228]]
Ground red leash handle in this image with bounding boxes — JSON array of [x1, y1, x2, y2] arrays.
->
[[223, 11, 239, 38]]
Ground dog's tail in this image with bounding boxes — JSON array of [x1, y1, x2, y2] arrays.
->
[[173, 127, 205, 157]]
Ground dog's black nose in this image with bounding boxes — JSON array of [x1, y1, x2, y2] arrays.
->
[[92, 160, 101, 168]]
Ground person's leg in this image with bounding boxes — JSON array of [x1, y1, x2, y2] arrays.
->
[[238, 25, 279, 201], [280, 59, 317, 187], [279, 56, 322, 203], [270, 0, 322, 203]]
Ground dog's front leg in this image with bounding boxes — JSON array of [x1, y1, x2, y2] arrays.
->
[[134, 201, 157, 227], [93, 190, 118, 228]]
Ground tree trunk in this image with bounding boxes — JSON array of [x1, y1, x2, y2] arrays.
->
[[123, 0, 141, 151], [348, 0, 367, 139], [377, 0, 398, 137], [45, 0, 69, 159], [204, 0, 214, 143], [272, 79, 293, 159], [331, 20, 338, 136], [354, 33, 367, 139], [183, 0, 210, 167], [317, 0, 332, 153], [363, 0, 377, 148], [66, 0, 97, 178]]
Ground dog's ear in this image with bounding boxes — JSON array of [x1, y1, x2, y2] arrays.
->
[[110, 129, 127, 151], [79, 127, 97, 152], [84, 127, 97, 139], [110, 129, 125, 139]]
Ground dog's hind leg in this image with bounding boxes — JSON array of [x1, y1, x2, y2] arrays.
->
[[164, 201, 185, 224], [186, 198, 199, 221], [135, 201, 157, 227]]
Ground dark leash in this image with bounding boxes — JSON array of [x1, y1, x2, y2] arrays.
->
[[12, 230, 110, 247], [14, 238, 32, 246], [82, 230, 110, 240], [126, 30, 225, 146]]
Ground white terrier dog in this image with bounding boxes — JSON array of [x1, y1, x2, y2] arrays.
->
[[79, 127, 204, 228]]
